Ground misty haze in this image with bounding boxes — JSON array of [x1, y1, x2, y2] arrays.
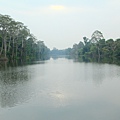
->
[[0, 0, 120, 120]]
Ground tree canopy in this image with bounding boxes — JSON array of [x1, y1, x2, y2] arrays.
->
[[69, 30, 120, 64], [0, 14, 50, 61]]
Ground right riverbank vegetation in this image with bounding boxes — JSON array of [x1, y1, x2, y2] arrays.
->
[[51, 30, 120, 64], [0, 14, 50, 63], [65, 30, 120, 64]]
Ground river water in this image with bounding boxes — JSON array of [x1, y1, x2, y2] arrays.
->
[[0, 58, 120, 120]]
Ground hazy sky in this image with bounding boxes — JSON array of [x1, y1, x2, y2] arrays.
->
[[0, 0, 120, 49]]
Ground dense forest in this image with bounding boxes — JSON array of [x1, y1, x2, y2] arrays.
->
[[1, 14, 120, 65], [0, 14, 50, 62], [67, 30, 120, 64], [49, 30, 120, 64]]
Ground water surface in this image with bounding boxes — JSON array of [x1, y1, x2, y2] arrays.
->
[[0, 58, 120, 120]]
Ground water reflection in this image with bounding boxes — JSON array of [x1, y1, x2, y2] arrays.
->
[[0, 65, 31, 108], [47, 91, 66, 107], [0, 58, 120, 120], [78, 56, 120, 66], [51, 55, 72, 60]]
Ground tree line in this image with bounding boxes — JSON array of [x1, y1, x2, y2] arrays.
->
[[0, 14, 50, 62], [65, 30, 120, 64]]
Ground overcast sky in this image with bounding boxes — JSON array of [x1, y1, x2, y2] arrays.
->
[[0, 0, 120, 49]]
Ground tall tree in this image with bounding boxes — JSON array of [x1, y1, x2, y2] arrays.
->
[[91, 30, 104, 59]]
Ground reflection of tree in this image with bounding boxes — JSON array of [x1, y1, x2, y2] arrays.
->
[[51, 55, 59, 60], [91, 64, 104, 85], [0, 61, 7, 70], [83, 63, 104, 86], [0, 66, 32, 108]]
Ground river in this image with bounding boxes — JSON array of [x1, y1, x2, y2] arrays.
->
[[0, 58, 120, 120]]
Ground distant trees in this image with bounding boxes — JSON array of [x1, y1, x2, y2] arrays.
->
[[71, 42, 84, 58], [70, 30, 120, 63], [0, 14, 50, 61], [50, 47, 66, 56]]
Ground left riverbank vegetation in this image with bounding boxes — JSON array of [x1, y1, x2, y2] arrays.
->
[[66, 30, 120, 64], [0, 14, 50, 62]]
